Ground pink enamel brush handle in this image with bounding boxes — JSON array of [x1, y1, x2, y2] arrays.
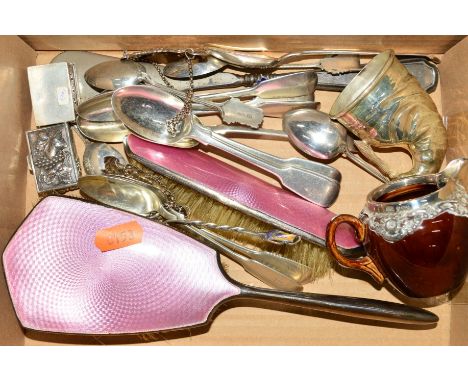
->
[[125, 134, 360, 251]]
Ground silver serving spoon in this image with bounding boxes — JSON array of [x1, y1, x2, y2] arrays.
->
[[79, 174, 308, 290], [78, 88, 316, 124], [51, 51, 118, 103], [164, 54, 361, 79], [77, 114, 287, 147], [84, 58, 229, 92], [112, 85, 341, 207], [283, 109, 389, 182], [85, 60, 147, 91], [72, 125, 127, 175]]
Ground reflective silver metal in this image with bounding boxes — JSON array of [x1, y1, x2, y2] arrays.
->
[[84, 60, 147, 91], [112, 85, 341, 206], [283, 109, 388, 182], [27, 63, 78, 126], [72, 126, 127, 176], [26, 123, 81, 194], [197, 71, 317, 101], [51, 51, 118, 103], [77, 92, 118, 122], [361, 158, 468, 242], [78, 174, 305, 290], [144, 79, 264, 128], [316, 58, 439, 93], [76, 117, 129, 143], [164, 52, 361, 78], [194, 97, 318, 118]]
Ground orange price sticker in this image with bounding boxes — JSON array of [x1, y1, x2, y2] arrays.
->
[[95, 220, 143, 252]]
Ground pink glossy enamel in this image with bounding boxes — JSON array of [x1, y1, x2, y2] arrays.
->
[[127, 134, 359, 249], [3, 197, 240, 334]]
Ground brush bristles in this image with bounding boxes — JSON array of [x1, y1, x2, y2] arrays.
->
[[131, 160, 333, 281]]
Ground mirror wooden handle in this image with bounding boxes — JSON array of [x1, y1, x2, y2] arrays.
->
[[326, 214, 385, 285]]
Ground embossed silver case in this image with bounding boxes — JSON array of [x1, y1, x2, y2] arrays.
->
[[27, 63, 78, 126], [26, 123, 81, 194]]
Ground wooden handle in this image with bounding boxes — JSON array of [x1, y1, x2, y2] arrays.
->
[[326, 214, 385, 285]]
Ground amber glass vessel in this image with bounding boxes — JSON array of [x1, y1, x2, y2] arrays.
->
[[326, 158, 468, 300]]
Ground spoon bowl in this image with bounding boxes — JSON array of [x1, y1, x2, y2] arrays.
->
[[163, 56, 226, 79], [85, 60, 147, 91], [283, 108, 347, 160], [77, 117, 130, 143], [283, 108, 389, 182], [79, 175, 176, 220], [77, 92, 118, 122]]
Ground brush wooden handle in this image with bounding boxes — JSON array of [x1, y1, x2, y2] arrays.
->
[[238, 285, 438, 325]]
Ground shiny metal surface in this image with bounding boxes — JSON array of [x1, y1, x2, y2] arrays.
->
[[77, 117, 129, 143], [27, 63, 78, 126], [198, 71, 317, 101], [77, 91, 118, 122], [84, 60, 147, 91], [316, 58, 439, 93], [78, 175, 304, 290], [164, 56, 226, 78], [73, 125, 127, 175], [329, 50, 447, 179], [82, 142, 127, 175], [284, 109, 347, 160], [112, 85, 341, 206], [283, 109, 388, 182], [51, 51, 118, 103], [144, 80, 264, 128], [194, 97, 318, 118], [26, 123, 81, 193], [164, 51, 361, 78]]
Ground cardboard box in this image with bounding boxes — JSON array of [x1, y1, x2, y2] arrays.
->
[[0, 35, 466, 345]]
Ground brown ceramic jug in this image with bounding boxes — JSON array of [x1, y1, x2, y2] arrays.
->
[[326, 158, 468, 300]]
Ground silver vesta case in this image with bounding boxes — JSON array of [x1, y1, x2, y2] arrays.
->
[[27, 63, 78, 126], [26, 123, 81, 194]]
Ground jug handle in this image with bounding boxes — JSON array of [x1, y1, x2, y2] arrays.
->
[[326, 214, 385, 285]]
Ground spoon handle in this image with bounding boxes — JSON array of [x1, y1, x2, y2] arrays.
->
[[184, 225, 303, 291], [191, 123, 340, 207], [198, 228, 313, 285]]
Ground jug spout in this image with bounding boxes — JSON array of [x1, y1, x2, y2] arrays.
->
[[438, 158, 468, 185]]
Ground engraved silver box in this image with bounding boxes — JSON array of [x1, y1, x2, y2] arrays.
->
[[26, 123, 81, 194], [27, 63, 78, 126]]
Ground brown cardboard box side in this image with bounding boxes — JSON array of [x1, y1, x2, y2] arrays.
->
[[0, 36, 36, 345], [0, 35, 466, 345]]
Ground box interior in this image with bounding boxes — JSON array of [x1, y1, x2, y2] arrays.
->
[[1, 35, 466, 345]]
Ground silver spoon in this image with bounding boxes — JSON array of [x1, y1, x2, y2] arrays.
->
[[78, 88, 316, 124], [78, 174, 306, 290], [77, 114, 288, 147], [85, 60, 147, 91], [283, 109, 389, 182], [78, 92, 118, 122], [112, 85, 341, 206], [163, 54, 361, 79]]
